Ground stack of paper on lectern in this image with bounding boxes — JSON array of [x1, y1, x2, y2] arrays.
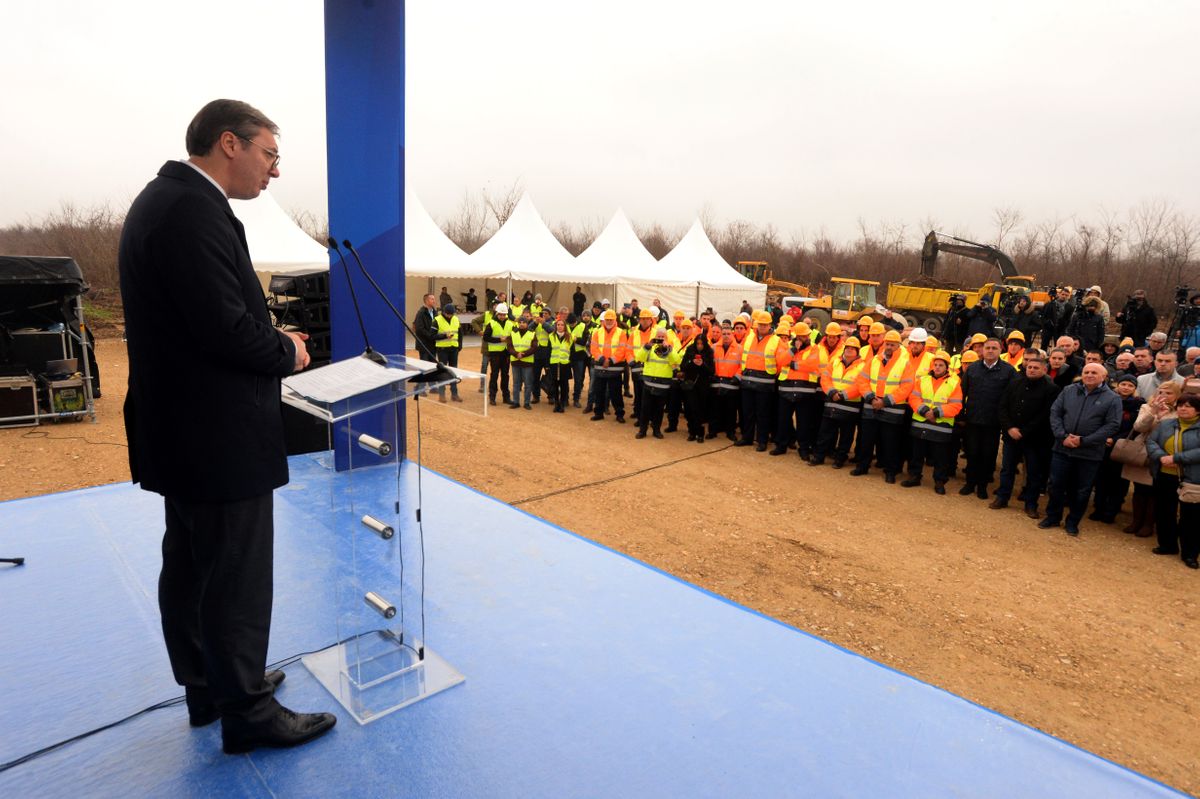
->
[[283, 357, 421, 404]]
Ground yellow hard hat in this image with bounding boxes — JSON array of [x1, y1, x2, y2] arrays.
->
[[1007, 330, 1025, 342], [843, 336, 861, 349], [792, 322, 811, 337], [825, 322, 843, 336], [857, 316, 874, 326], [680, 318, 694, 328], [884, 330, 902, 343], [932, 349, 952, 364], [927, 336, 940, 349], [961, 350, 980, 364], [751, 310, 773, 325], [869, 322, 886, 335], [969, 333, 988, 345], [602, 309, 617, 321], [638, 308, 655, 320], [673, 309, 686, 319]]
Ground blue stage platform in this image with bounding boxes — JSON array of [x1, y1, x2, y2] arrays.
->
[[0, 455, 1187, 798]]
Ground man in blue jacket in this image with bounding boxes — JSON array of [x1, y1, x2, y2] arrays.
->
[[1038, 363, 1122, 536]]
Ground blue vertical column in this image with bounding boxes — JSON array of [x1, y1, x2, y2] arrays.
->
[[325, 0, 406, 467]]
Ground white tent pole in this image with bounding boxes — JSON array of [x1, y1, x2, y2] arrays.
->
[[694, 284, 700, 318]]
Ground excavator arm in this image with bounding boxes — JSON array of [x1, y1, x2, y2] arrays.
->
[[921, 231, 1018, 280]]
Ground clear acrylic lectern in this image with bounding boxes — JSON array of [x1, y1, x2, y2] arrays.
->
[[281, 353, 480, 724]]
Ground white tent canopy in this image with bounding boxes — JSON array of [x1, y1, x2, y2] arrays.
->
[[656, 219, 766, 319], [575, 207, 666, 315], [402, 188, 496, 317], [230, 190, 329, 276]]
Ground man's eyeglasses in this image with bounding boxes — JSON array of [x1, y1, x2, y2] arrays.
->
[[234, 133, 281, 168]]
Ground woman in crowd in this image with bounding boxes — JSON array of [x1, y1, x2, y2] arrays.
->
[[678, 330, 714, 443], [1124, 382, 1182, 537], [1145, 393, 1200, 569], [547, 319, 574, 413], [1090, 374, 1145, 523], [1046, 348, 1078, 387]]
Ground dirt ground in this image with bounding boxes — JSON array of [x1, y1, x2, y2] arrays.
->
[[3, 336, 1197, 796]]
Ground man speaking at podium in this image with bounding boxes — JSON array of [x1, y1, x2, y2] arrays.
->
[[119, 99, 336, 753]]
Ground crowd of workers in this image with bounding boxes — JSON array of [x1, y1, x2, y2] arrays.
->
[[413, 285, 1200, 572]]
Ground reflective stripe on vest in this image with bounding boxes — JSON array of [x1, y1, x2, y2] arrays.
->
[[829, 359, 865, 399], [549, 333, 572, 364], [741, 333, 780, 374], [510, 329, 536, 363], [434, 314, 460, 347], [486, 319, 513, 352], [591, 326, 627, 372], [628, 327, 656, 371], [825, 401, 862, 418], [570, 322, 587, 352], [869, 350, 911, 395], [911, 373, 961, 426], [713, 343, 743, 378]]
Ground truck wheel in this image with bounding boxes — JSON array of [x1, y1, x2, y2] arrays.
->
[[806, 308, 832, 329], [923, 316, 943, 335], [904, 314, 922, 330]]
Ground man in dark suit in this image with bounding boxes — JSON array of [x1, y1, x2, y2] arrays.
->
[[412, 292, 439, 360], [119, 99, 335, 754]]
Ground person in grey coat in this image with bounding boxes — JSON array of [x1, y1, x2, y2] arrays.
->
[[1038, 363, 1122, 536], [1144, 394, 1200, 568]]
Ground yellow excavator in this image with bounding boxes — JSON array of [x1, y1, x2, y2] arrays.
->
[[735, 261, 810, 304]]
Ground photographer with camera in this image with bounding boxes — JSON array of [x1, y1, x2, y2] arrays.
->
[[1116, 290, 1157, 344], [944, 294, 970, 353], [1068, 296, 1106, 351], [964, 297, 997, 341]]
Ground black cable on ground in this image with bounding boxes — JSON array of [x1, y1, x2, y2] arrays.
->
[[20, 430, 127, 447], [0, 630, 382, 775], [511, 441, 735, 506]]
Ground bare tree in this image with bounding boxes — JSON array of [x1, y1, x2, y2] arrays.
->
[[482, 180, 523, 228], [442, 189, 491, 253], [992, 206, 1023, 249]]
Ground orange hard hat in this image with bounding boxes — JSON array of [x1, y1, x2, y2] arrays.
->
[[961, 350, 980, 364], [884, 330, 902, 343], [843, 336, 862, 349], [825, 322, 843, 336], [869, 322, 886, 335], [751, 310, 773, 325]]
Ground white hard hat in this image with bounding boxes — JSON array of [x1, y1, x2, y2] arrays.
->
[[495, 303, 509, 315], [601, 298, 611, 305], [909, 327, 929, 343]]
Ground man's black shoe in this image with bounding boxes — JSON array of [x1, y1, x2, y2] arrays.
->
[[989, 498, 1008, 510], [884, 473, 896, 484], [900, 477, 920, 488], [1065, 525, 1080, 537], [1184, 558, 1199, 570], [769, 447, 787, 456], [734, 439, 753, 447], [665, 425, 678, 433], [1038, 518, 1060, 529], [189, 671, 286, 728], [1152, 546, 1180, 556], [615, 416, 626, 424], [934, 482, 946, 495], [221, 703, 337, 754], [635, 430, 647, 439], [958, 483, 976, 496], [755, 443, 768, 452], [975, 486, 989, 500], [849, 467, 869, 476], [590, 414, 604, 421], [1024, 506, 1039, 519], [652, 430, 664, 439], [831, 459, 845, 469]]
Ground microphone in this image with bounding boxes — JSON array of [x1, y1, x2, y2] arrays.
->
[[341, 239, 458, 385], [327, 238, 386, 365]]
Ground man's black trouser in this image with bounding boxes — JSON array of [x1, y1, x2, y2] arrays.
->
[[857, 415, 905, 475], [964, 424, 1002, 486], [631, 369, 644, 418], [640, 389, 668, 434], [1153, 473, 1200, 559], [739, 384, 776, 446], [908, 431, 954, 483], [995, 435, 1051, 509], [814, 410, 859, 462], [435, 347, 460, 398], [711, 385, 740, 437], [487, 352, 510, 402], [593, 369, 625, 418], [160, 493, 276, 723]]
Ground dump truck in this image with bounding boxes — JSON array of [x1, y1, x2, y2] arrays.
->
[[781, 278, 880, 329], [885, 232, 1050, 333]]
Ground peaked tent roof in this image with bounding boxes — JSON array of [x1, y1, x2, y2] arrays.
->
[[575, 208, 676, 284], [403, 188, 488, 278], [469, 193, 581, 282], [657, 219, 763, 289], [230, 190, 330, 275]]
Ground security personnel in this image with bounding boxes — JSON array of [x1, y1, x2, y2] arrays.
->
[[481, 303, 514, 406], [628, 308, 658, 421], [433, 303, 463, 402], [507, 314, 537, 409], [589, 309, 628, 423], [773, 321, 817, 456], [901, 350, 963, 493], [736, 310, 782, 451], [851, 330, 912, 482], [811, 336, 867, 467], [1000, 330, 1026, 370], [710, 321, 743, 440], [634, 327, 683, 439]]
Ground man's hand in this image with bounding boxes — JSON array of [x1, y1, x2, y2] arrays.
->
[[1161, 455, 1176, 468], [1008, 427, 1022, 440], [1063, 433, 1081, 449], [871, 398, 884, 410], [284, 331, 310, 372]]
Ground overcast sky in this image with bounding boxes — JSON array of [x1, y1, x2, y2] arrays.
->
[[4, 1, 1198, 244]]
